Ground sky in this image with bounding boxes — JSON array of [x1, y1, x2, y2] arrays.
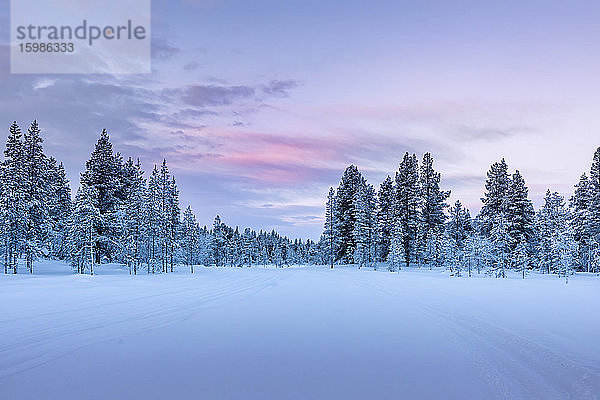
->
[[1, 0, 599, 240]]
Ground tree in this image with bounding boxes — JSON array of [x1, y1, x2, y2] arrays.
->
[[506, 170, 535, 262], [323, 187, 337, 268], [353, 181, 376, 268], [333, 165, 364, 263], [80, 129, 123, 263], [418, 153, 450, 267], [570, 174, 592, 272], [446, 200, 472, 276], [393, 153, 420, 268], [22, 120, 51, 273], [47, 159, 72, 260], [181, 205, 199, 273], [480, 159, 510, 236], [121, 158, 146, 275], [376, 176, 394, 262], [1, 122, 26, 274], [212, 215, 226, 267], [69, 186, 102, 275]]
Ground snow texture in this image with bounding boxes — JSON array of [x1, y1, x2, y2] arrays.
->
[[1, 261, 599, 399]]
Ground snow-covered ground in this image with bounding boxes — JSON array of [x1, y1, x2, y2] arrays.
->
[[1, 261, 599, 399]]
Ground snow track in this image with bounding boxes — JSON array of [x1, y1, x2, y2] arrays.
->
[[0, 262, 598, 399]]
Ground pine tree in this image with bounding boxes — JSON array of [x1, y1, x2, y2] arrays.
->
[[80, 129, 123, 263], [2, 122, 26, 274], [418, 153, 450, 267], [393, 153, 421, 268], [323, 187, 337, 268], [121, 158, 146, 275], [446, 200, 472, 276], [212, 215, 226, 267], [353, 180, 376, 268], [69, 186, 102, 275], [145, 165, 162, 273], [506, 170, 535, 262], [181, 205, 199, 273], [47, 159, 72, 260], [587, 147, 600, 272], [376, 176, 394, 262], [570, 174, 592, 272], [22, 120, 51, 273], [333, 165, 364, 263], [480, 158, 511, 236]]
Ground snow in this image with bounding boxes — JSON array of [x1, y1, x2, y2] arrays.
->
[[1, 261, 599, 399]]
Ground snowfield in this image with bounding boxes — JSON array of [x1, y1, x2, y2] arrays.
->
[[1, 262, 599, 400]]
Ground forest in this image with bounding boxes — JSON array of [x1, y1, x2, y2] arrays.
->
[[1, 120, 599, 279]]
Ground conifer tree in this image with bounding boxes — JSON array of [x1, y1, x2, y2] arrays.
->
[[570, 174, 592, 271], [80, 129, 123, 263], [418, 152, 450, 267], [22, 120, 50, 273], [353, 181, 376, 268], [323, 187, 337, 268], [506, 170, 535, 257], [2, 122, 26, 274], [480, 158, 510, 236], [181, 205, 199, 273], [393, 153, 420, 268], [333, 165, 364, 263], [376, 176, 394, 262]]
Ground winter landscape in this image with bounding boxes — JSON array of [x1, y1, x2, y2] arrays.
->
[[3, 1, 600, 399]]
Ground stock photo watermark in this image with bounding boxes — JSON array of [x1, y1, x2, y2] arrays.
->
[[10, 0, 151, 74]]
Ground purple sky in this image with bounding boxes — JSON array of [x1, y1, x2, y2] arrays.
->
[[1, 0, 600, 239]]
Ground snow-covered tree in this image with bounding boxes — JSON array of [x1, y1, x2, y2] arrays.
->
[[323, 187, 337, 268], [480, 158, 510, 237], [69, 186, 102, 275], [393, 153, 420, 268], [181, 205, 199, 273], [376, 176, 394, 262], [418, 152, 450, 267], [506, 170, 535, 262], [353, 181, 376, 268], [1, 122, 27, 274], [80, 129, 123, 263]]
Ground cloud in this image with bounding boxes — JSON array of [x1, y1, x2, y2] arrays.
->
[[183, 61, 202, 71], [33, 79, 56, 90], [262, 80, 300, 97], [180, 84, 255, 107], [151, 38, 180, 60]]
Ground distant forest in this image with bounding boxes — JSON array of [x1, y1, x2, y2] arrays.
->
[[1, 120, 599, 279]]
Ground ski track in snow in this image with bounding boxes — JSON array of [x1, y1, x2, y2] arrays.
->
[[350, 270, 600, 400], [0, 268, 285, 379]]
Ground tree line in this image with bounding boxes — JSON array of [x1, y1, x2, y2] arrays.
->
[[322, 150, 600, 280], [0, 122, 321, 275], [2, 120, 599, 279]]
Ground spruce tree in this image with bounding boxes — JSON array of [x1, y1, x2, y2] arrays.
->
[[376, 176, 394, 262], [323, 187, 337, 268], [480, 158, 510, 236], [181, 205, 199, 273], [506, 170, 535, 259], [352, 180, 376, 268], [570, 174, 592, 271], [418, 152, 450, 267], [333, 165, 364, 263], [2, 122, 26, 274], [80, 129, 123, 263], [393, 153, 420, 268], [22, 120, 50, 273]]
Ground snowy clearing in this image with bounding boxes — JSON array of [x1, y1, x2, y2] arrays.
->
[[1, 261, 599, 399]]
